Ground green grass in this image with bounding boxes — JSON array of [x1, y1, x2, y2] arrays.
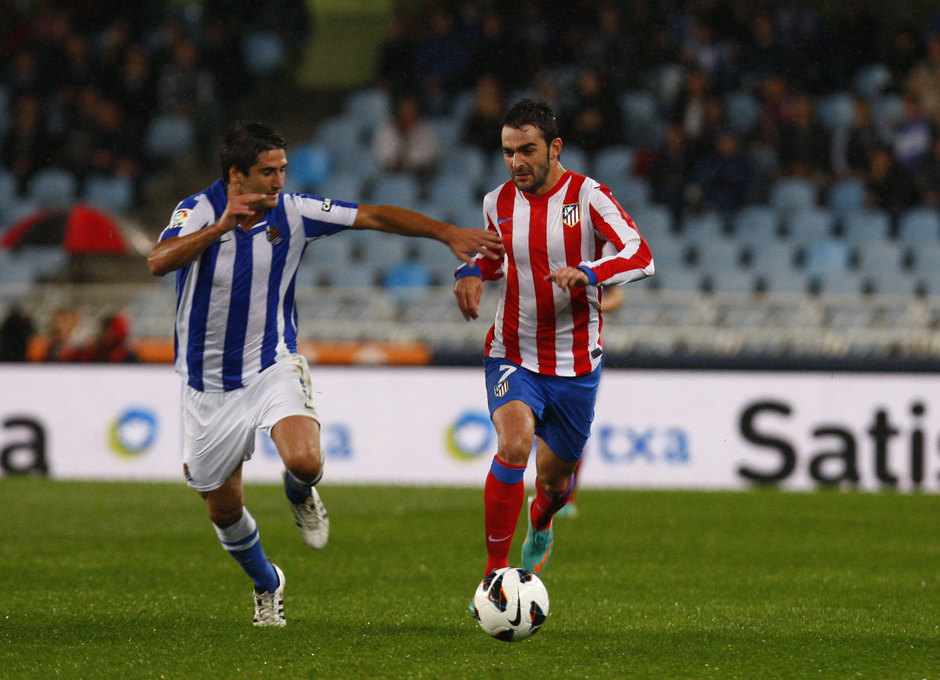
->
[[2, 479, 939, 679]]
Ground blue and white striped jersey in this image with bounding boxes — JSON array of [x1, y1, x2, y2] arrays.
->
[[158, 179, 358, 392]]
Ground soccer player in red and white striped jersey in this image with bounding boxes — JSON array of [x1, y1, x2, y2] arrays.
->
[[455, 99, 653, 580]]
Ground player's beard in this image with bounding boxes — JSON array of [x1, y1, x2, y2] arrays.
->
[[249, 194, 279, 212], [512, 150, 551, 194]]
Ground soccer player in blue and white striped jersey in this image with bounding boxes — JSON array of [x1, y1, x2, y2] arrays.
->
[[149, 121, 502, 626]]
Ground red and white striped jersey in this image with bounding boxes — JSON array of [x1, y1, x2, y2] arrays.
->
[[466, 170, 654, 377]]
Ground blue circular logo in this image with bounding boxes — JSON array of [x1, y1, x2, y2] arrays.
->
[[445, 411, 495, 461], [109, 407, 158, 458]]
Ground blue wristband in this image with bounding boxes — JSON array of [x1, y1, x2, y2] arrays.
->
[[455, 264, 483, 280], [576, 265, 598, 285]]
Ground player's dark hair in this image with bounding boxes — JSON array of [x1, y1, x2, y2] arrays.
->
[[502, 99, 559, 144], [220, 121, 287, 180]]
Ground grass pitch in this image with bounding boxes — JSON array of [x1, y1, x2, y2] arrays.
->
[[2, 478, 939, 679]]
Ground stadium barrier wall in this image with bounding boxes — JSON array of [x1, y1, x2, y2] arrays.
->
[[1, 364, 938, 491]]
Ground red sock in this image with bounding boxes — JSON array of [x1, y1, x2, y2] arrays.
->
[[483, 457, 526, 574], [530, 476, 573, 531]]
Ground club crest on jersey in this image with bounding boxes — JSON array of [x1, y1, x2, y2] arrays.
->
[[562, 203, 581, 228], [267, 226, 283, 245], [494, 380, 510, 398]]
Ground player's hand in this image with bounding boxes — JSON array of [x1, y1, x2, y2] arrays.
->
[[446, 226, 503, 265], [546, 267, 589, 291], [222, 180, 265, 231], [454, 276, 483, 320]]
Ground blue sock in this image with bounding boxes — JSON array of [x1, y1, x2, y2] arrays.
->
[[284, 469, 319, 504], [214, 509, 279, 592]]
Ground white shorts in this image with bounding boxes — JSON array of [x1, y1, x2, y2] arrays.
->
[[181, 353, 319, 492]]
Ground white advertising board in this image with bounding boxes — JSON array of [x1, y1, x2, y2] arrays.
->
[[1, 365, 939, 491]]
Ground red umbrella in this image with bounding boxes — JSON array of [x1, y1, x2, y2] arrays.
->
[[0, 204, 128, 254]]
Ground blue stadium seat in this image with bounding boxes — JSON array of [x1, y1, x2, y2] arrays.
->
[[769, 177, 817, 211], [369, 173, 421, 210], [691, 239, 744, 271], [746, 241, 797, 272], [852, 63, 892, 99], [783, 208, 836, 245], [560, 145, 589, 175], [680, 211, 726, 240], [817, 91, 855, 131], [83, 174, 134, 214], [725, 90, 760, 136], [242, 31, 285, 76], [439, 145, 487, 185], [896, 207, 940, 249], [628, 205, 673, 242], [620, 90, 664, 147], [27, 168, 78, 208], [314, 117, 363, 164], [286, 144, 331, 193], [345, 87, 392, 139], [804, 239, 853, 279], [382, 261, 434, 301], [732, 205, 781, 244], [706, 268, 757, 294], [605, 176, 650, 208], [357, 231, 410, 269], [144, 114, 195, 160], [826, 178, 866, 213], [840, 209, 892, 247], [813, 270, 866, 296], [315, 172, 365, 203], [592, 145, 635, 181], [759, 266, 811, 295]]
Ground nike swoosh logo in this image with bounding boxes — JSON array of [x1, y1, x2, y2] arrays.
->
[[487, 535, 511, 543], [508, 599, 522, 626], [497, 217, 512, 224]]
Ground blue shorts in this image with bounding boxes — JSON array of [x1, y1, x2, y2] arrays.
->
[[483, 357, 601, 462]]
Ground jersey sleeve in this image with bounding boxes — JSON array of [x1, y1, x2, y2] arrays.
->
[[579, 183, 655, 286], [158, 195, 215, 242], [288, 193, 359, 239]]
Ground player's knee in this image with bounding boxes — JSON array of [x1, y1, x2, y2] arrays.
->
[[286, 445, 323, 483], [539, 473, 571, 497], [498, 437, 533, 467], [208, 504, 244, 529]]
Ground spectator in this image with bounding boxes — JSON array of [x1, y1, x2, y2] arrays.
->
[[905, 33, 940, 128], [648, 123, 695, 221], [43, 306, 86, 362], [561, 66, 626, 154], [410, 6, 473, 116], [831, 97, 887, 178], [461, 75, 505, 152], [686, 128, 755, 212], [913, 136, 940, 206], [777, 92, 831, 180], [892, 91, 936, 169], [373, 93, 440, 180], [0, 304, 35, 362], [1, 92, 53, 195], [865, 145, 920, 216]]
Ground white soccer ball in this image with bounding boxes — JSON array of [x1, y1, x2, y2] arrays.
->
[[472, 567, 549, 642]]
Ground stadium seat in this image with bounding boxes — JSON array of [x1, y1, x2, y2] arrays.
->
[[27, 168, 77, 208], [0, 250, 37, 284], [628, 205, 673, 241], [439, 145, 487, 186], [680, 211, 727, 240], [817, 91, 855, 131], [83, 174, 134, 214], [706, 268, 757, 294], [644, 62, 686, 109], [357, 231, 410, 270], [690, 239, 744, 271], [314, 117, 363, 162], [724, 90, 760, 136], [759, 266, 811, 295], [746, 241, 798, 272], [896, 207, 940, 249], [804, 239, 853, 278], [783, 208, 836, 245], [369, 173, 421, 211], [382, 261, 434, 301], [592, 145, 635, 180], [428, 174, 478, 218], [620, 90, 664, 147], [605, 176, 651, 208], [315, 172, 365, 203], [851, 63, 892, 99], [560, 145, 589, 175], [242, 31, 285, 76], [826, 178, 866, 213], [868, 271, 920, 297], [813, 270, 866, 296], [345, 87, 392, 139], [871, 94, 905, 130], [731, 205, 781, 244], [840, 209, 892, 247], [652, 267, 702, 292], [769, 177, 817, 212], [286, 144, 331, 193], [144, 114, 196, 160]]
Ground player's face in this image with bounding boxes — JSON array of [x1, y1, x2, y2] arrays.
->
[[502, 125, 558, 195], [234, 148, 287, 211]]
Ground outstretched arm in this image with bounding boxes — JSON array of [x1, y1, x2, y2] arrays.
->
[[352, 204, 502, 265], [148, 185, 267, 276]]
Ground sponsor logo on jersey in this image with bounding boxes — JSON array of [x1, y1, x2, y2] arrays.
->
[[562, 203, 581, 227], [321, 198, 333, 212]]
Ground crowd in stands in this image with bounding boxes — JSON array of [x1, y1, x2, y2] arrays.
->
[[371, 0, 940, 224], [0, 0, 309, 223]]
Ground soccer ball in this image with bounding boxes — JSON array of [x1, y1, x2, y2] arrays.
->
[[471, 567, 549, 642]]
